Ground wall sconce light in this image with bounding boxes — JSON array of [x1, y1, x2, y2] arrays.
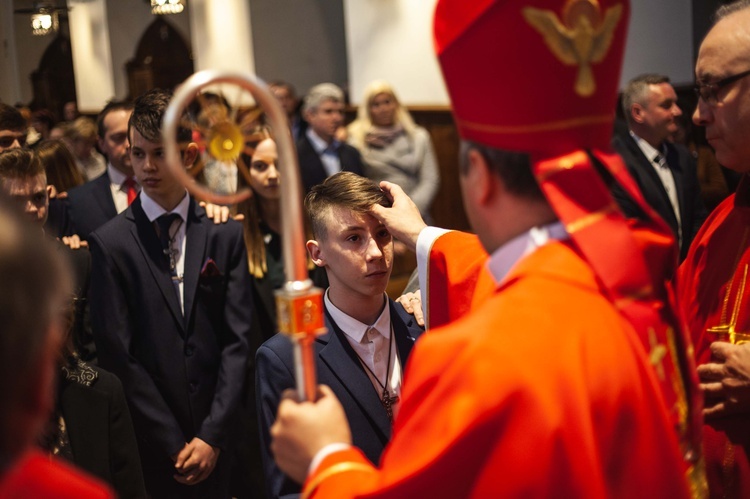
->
[[151, 0, 185, 15], [30, 9, 58, 36]]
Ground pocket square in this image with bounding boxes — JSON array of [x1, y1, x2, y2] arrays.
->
[[200, 258, 222, 277]]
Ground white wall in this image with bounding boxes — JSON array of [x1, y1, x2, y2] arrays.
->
[[343, 0, 694, 106], [343, 0, 448, 106], [621, 0, 694, 87]]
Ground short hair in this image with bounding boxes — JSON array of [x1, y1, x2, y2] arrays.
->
[[269, 80, 297, 98], [0, 193, 70, 457], [0, 104, 26, 133], [130, 89, 191, 143], [36, 140, 84, 192], [304, 171, 391, 240], [459, 141, 544, 201], [302, 83, 344, 115], [715, 0, 750, 23], [96, 100, 134, 139], [621, 74, 671, 124], [31, 109, 55, 131], [0, 148, 45, 186], [63, 116, 98, 143]]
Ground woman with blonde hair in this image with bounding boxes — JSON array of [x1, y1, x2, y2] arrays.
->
[[347, 80, 439, 218]]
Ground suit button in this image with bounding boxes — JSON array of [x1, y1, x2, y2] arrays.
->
[[189, 382, 198, 393], [185, 346, 194, 356]]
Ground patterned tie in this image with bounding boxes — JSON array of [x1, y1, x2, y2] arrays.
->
[[123, 177, 138, 205]]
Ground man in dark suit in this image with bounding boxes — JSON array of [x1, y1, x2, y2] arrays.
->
[[297, 83, 364, 192], [256, 172, 423, 498], [67, 100, 137, 241], [612, 74, 707, 260], [89, 89, 251, 498]]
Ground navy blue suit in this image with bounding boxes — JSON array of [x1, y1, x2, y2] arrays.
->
[[67, 171, 117, 240], [256, 300, 424, 499], [89, 196, 252, 498], [296, 133, 365, 192], [611, 133, 707, 260]]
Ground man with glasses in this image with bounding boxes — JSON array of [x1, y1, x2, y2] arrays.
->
[[612, 74, 706, 261], [0, 104, 27, 152], [678, 1, 750, 496]]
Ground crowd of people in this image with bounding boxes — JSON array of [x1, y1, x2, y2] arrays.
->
[[2, 0, 750, 497]]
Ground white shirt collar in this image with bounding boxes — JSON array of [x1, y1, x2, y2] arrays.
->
[[630, 130, 665, 164], [324, 290, 391, 343], [107, 163, 128, 186], [140, 190, 190, 223], [486, 221, 569, 284], [306, 128, 339, 153]]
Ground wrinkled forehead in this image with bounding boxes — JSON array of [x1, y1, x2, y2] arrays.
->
[[697, 12, 750, 79]]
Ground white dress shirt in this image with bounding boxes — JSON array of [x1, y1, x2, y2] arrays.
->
[[306, 128, 342, 177], [107, 164, 139, 214], [631, 131, 682, 247], [324, 290, 402, 416], [140, 190, 190, 312]]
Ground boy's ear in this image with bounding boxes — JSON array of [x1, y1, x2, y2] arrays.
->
[[306, 239, 325, 267], [182, 143, 199, 168]]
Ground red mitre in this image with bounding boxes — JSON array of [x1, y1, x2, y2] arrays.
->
[[434, 0, 704, 489]]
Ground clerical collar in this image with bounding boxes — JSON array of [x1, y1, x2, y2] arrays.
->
[[307, 128, 340, 154], [140, 190, 190, 223], [486, 221, 569, 285], [630, 130, 665, 164], [324, 289, 390, 344]]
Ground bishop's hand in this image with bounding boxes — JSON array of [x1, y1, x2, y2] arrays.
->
[[698, 341, 750, 418], [270, 385, 352, 484]]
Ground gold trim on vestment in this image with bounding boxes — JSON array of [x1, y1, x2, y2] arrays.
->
[[456, 114, 613, 135], [301, 462, 376, 499], [564, 203, 618, 234]]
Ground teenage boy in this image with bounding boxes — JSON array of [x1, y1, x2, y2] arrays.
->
[[89, 89, 252, 498], [255, 171, 424, 498]]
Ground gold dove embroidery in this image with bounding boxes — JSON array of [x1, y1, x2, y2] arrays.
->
[[523, 0, 623, 97]]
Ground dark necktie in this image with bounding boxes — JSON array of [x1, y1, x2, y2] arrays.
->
[[156, 213, 181, 271], [123, 177, 138, 205]]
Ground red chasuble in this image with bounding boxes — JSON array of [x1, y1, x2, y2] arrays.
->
[[0, 450, 113, 498], [678, 177, 750, 498], [303, 241, 690, 498]]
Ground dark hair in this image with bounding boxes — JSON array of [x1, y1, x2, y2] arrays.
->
[[269, 81, 297, 98], [0, 103, 26, 133], [96, 100, 134, 139], [0, 148, 46, 185], [0, 193, 70, 457], [304, 171, 391, 240], [31, 109, 55, 131], [129, 88, 191, 144], [36, 140, 84, 192], [459, 141, 544, 201], [715, 0, 750, 22]]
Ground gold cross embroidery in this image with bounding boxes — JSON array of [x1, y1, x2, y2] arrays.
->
[[707, 263, 750, 344], [649, 328, 667, 381]]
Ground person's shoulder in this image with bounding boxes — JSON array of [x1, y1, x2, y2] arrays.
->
[[89, 209, 131, 242], [259, 332, 292, 356], [0, 450, 113, 498], [67, 172, 109, 200]]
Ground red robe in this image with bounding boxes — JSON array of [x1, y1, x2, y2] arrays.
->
[[0, 450, 113, 498], [303, 238, 689, 498], [678, 177, 750, 498]]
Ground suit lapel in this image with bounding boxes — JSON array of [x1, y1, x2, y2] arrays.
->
[[625, 134, 679, 226], [390, 301, 420, 366], [665, 144, 687, 225], [128, 200, 185, 332], [93, 173, 118, 219], [319, 311, 391, 439], [183, 199, 207, 332]]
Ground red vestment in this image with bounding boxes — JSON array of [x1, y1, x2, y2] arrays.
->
[[304, 238, 689, 498], [678, 177, 750, 498], [0, 450, 113, 498]]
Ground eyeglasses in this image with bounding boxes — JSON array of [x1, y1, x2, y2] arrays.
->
[[0, 133, 27, 149], [694, 68, 750, 104]]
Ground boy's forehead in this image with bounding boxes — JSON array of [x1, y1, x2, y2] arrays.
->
[[324, 205, 378, 229], [130, 128, 163, 149]]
